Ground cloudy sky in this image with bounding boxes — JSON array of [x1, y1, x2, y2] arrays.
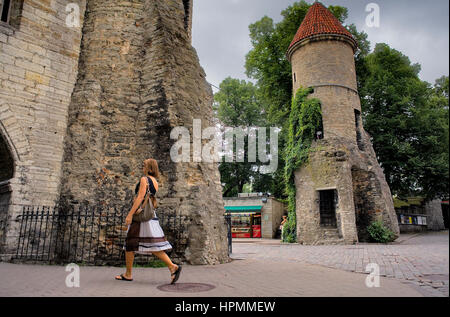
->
[[191, 0, 449, 91]]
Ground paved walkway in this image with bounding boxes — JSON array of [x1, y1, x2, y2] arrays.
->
[[232, 231, 449, 297], [0, 259, 422, 297], [0, 231, 446, 297]]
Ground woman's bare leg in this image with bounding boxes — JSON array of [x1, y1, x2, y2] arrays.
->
[[152, 251, 178, 277], [125, 251, 135, 277], [115, 251, 134, 280]]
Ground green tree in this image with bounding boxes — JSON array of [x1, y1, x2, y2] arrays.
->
[[214, 77, 264, 127], [214, 77, 266, 196], [433, 76, 449, 99], [360, 44, 449, 200]]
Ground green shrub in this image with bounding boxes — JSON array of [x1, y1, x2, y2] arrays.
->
[[131, 259, 166, 268], [281, 215, 297, 243], [367, 221, 396, 243]]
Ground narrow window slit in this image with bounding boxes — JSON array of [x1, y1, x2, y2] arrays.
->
[[1, 0, 24, 28], [1, 0, 11, 23]]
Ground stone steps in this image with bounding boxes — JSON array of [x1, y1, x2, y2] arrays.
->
[[313, 239, 346, 246], [313, 228, 345, 245], [321, 228, 341, 238]]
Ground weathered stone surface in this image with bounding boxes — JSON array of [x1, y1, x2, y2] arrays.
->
[[425, 199, 445, 231], [1, 0, 228, 265], [0, 0, 87, 258], [59, 0, 229, 265], [291, 40, 360, 141], [294, 132, 400, 244]]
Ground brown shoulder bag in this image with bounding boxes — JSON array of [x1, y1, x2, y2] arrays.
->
[[132, 177, 156, 222]]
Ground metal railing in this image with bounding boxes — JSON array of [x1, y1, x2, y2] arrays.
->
[[12, 204, 191, 266], [0, 204, 8, 254], [225, 214, 232, 255]]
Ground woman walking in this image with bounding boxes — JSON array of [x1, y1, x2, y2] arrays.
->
[[115, 158, 182, 284]]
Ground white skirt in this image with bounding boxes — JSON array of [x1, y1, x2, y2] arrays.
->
[[123, 215, 173, 254]]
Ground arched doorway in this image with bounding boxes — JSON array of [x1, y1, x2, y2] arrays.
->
[[0, 132, 14, 254], [0, 131, 14, 201], [0, 133, 14, 176]]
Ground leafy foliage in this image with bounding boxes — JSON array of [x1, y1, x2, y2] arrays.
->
[[360, 44, 449, 200], [214, 77, 266, 196], [282, 87, 322, 243], [367, 221, 396, 243], [214, 77, 265, 127]]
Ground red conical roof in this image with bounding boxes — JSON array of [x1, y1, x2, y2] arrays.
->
[[288, 2, 357, 52]]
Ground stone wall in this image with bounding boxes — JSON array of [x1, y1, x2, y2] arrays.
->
[[59, 0, 229, 265], [294, 139, 358, 245], [291, 39, 357, 92], [425, 199, 445, 231], [0, 0, 86, 258], [294, 132, 400, 244], [269, 198, 285, 239]]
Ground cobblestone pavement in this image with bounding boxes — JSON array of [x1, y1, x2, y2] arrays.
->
[[232, 231, 449, 297], [0, 258, 422, 297], [0, 232, 446, 297]]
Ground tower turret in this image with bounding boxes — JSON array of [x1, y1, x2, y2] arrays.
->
[[287, 2, 361, 143], [286, 2, 399, 245]]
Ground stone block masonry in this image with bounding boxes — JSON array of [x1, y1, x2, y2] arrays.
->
[[1, 0, 229, 265], [425, 199, 445, 231], [59, 0, 229, 265], [294, 132, 400, 245], [0, 0, 87, 259]]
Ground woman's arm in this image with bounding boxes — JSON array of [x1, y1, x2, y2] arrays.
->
[[128, 177, 148, 217]]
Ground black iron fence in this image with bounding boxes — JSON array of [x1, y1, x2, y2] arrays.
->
[[225, 214, 232, 255], [0, 204, 8, 254], [12, 204, 192, 266]]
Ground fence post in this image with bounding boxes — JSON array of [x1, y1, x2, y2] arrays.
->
[[225, 214, 232, 255]]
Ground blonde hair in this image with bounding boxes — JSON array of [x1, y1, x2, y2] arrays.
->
[[143, 158, 160, 208]]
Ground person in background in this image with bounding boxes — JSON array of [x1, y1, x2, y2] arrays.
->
[[280, 215, 288, 239]]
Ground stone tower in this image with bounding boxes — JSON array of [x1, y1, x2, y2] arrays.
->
[[59, 0, 229, 265], [286, 2, 400, 244], [0, 0, 229, 265]]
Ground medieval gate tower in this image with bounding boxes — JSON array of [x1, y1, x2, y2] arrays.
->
[[0, 0, 229, 265], [287, 2, 400, 244]]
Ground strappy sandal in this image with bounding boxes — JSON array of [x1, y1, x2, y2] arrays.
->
[[170, 265, 182, 285], [115, 274, 133, 282]]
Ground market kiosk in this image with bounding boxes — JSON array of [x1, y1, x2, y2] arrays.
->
[[224, 206, 262, 238]]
